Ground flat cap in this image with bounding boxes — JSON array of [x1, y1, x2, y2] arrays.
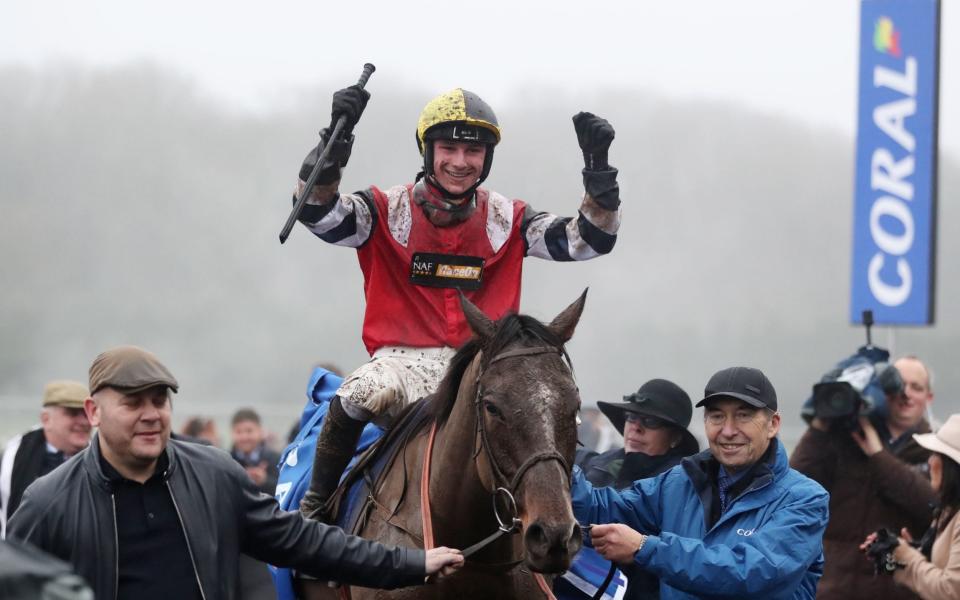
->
[[42, 380, 89, 408], [89, 346, 179, 395]]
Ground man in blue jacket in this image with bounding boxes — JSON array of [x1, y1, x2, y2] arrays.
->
[[571, 367, 829, 599]]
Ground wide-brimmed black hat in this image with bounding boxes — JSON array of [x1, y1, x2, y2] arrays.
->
[[597, 379, 698, 454]]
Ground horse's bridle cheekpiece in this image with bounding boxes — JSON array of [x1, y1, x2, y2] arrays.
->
[[459, 345, 574, 560]]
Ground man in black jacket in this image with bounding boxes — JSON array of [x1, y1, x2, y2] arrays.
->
[[1, 380, 91, 538], [8, 346, 462, 600]]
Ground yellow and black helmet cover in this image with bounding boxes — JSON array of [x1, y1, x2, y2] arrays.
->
[[416, 88, 501, 154], [415, 89, 500, 197]]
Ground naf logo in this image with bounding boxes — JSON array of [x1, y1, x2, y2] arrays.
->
[[411, 258, 435, 277]]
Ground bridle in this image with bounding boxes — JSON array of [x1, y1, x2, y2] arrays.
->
[[460, 344, 575, 560]]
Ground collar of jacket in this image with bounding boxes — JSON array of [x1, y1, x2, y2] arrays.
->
[[588, 447, 686, 485], [682, 439, 785, 528], [411, 179, 477, 226], [82, 433, 177, 492]]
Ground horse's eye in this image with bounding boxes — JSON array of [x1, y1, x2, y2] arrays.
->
[[484, 401, 503, 417]]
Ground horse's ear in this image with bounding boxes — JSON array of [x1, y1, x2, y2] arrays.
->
[[547, 288, 588, 343], [459, 292, 496, 341]]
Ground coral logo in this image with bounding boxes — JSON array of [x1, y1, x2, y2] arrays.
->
[[874, 16, 902, 57]]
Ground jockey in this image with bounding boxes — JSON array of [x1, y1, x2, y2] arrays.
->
[[294, 86, 622, 518]]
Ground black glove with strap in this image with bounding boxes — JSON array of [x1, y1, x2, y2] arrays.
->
[[300, 128, 354, 185], [330, 84, 370, 136], [573, 112, 615, 171]]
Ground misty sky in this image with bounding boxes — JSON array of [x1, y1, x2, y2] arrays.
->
[[3, 0, 959, 155], [2, 1, 957, 447]]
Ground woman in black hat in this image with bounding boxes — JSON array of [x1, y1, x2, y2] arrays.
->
[[556, 379, 699, 600]]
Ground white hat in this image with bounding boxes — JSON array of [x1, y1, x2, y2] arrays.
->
[[914, 414, 960, 467]]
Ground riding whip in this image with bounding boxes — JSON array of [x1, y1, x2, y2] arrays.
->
[[279, 62, 376, 244]]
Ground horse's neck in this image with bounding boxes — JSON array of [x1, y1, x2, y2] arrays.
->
[[428, 354, 502, 545]]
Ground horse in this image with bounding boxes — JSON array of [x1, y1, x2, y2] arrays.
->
[[303, 291, 587, 599]]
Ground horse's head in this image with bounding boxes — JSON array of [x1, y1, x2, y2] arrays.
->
[[460, 291, 587, 573]]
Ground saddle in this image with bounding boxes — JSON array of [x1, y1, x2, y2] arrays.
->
[[326, 395, 436, 536]]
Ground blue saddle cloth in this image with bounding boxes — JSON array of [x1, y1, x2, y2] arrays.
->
[[270, 367, 385, 600]]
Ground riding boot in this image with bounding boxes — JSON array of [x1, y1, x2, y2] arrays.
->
[[300, 395, 366, 522]]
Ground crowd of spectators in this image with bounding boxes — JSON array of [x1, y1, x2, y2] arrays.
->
[[1, 347, 956, 600]]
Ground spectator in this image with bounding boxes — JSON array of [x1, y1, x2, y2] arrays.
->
[[557, 379, 699, 600], [791, 355, 936, 599], [571, 367, 829, 599], [1, 380, 91, 538], [230, 408, 282, 600], [8, 345, 463, 600], [860, 413, 960, 599], [180, 416, 220, 447], [230, 408, 280, 493]]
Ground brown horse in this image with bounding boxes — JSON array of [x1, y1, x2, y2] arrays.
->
[[304, 292, 587, 599]]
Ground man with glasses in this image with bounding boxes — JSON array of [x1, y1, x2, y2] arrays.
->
[[557, 379, 698, 599], [571, 367, 829, 599]]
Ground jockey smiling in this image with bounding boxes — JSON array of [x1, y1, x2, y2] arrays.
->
[[294, 86, 622, 519]]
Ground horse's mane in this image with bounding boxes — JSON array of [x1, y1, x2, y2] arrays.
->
[[422, 312, 567, 425]]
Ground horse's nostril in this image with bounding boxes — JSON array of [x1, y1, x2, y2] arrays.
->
[[526, 522, 549, 548]]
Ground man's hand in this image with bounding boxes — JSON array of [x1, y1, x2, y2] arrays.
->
[[245, 462, 268, 486], [330, 84, 371, 135], [851, 417, 884, 456], [424, 546, 464, 581], [573, 112, 615, 171], [589, 523, 645, 565]]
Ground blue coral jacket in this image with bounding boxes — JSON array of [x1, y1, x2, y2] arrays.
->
[[571, 439, 829, 599]]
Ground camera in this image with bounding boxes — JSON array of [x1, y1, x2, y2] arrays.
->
[[811, 382, 864, 431], [865, 528, 904, 575], [804, 310, 905, 429]]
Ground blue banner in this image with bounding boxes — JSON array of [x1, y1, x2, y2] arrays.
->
[[851, 0, 940, 324]]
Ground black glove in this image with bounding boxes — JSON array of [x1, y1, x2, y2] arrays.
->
[[299, 128, 354, 185], [329, 84, 370, 136], [573, 112, 615, 171]]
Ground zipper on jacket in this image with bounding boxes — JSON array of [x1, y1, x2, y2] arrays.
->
[[166, 482, 208, 600], [111, 494, 119, 600]]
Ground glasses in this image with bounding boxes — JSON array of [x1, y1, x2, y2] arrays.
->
[[625, 413, 669, 429]]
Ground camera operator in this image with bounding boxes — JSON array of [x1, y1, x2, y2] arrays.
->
[[858, 413, 960, 599], [791, 356, 936, 600]]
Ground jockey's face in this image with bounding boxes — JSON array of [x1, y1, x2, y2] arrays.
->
[[432, 140, 486, 197]]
